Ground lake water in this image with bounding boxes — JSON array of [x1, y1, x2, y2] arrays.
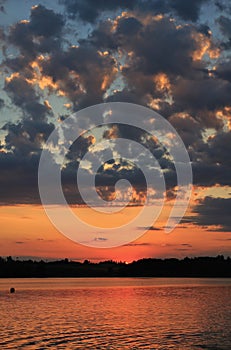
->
[[0, 278, 230, 349]]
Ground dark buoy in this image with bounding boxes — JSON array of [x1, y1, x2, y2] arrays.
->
[[10, 287, 15, 293]]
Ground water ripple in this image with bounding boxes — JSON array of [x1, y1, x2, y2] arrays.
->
[[0, 279, 230, 349]]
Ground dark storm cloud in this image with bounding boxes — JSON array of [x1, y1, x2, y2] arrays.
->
[[207, 131, 231, 167], [106, 89, 147, 106], [216, 60, 231, 81], [87, 13, 222, 132], [9, 21, 35, 57], [3, 5, 65, 126], [0, 136, 87, 205], [0, 6, 135, 206], [4, 56, 31, 73], [4, 75, 49, 122], [184, 196, 231, 232], [191, 130, 231, 187], [88, 15, 209, 111], [217, 15, 231, 38], [103, 123, 175, 174], [116, 17, 143, 37], [84, 20, 117, 50], [168, 114, 202, 147], [169, 0, 208, 22], [198, 24, 212, 36], [2, 0, 58, 207], [1, 0, 231, 207], [192, 163, 231, 187], [88, 13, 219, 121], [121, 17, 201, 78], [216, 15, 231, 49], [61, 0, 207, 22], [5, 75, 36, 105], [0, 113, 54, 205], [62, 133, 171, 204], [173, 78, 231, 113], [214, 0, 227, 12], [8, 5, 64, 59], [41, 44, 116, 109], [29, 5, 64, 37], [4, 4, 60, 122], [95, 159, 147, 199], [60, 0, 136, 22], [2, 120, 54, 156], [0, 152, 40, 204]]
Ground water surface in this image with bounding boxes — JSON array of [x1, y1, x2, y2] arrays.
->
[[0, 278, 230, 349]]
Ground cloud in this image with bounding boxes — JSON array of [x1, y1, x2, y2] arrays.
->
[[0, 152, 40, 204], [216, 60, 231, 81], [8, 5, 64, 57], [192, 163, 231, 187], [191, 131, 231, 187], [89, 14, 218, 124], [116, 16, 143, 36], [169, 0, 208, 22], [2, 119, 54, 156], [124, 242, 152, 247], [138, 226, 161, 231], [172, 78, 231, 115], [121, 17, 203, 78], [61, 0, 208, 23], [4, 75, 50, 122], [0, 1, 231, 212], [60, 0, 136, 22], [168, 113, 202, 147], [206, 130, 231, 167], [217, 15, 231, 38], [29, 5, 64, 38], [41, 44, 116, 109], [184, 196, 231, 232]]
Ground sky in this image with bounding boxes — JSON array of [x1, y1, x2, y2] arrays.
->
[[0, 0, 231, 262]]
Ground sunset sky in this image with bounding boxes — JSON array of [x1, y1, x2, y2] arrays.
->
[[0, 0, 231, 262]]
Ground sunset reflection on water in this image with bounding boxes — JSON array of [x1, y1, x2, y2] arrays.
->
[[0, 278, 230, 349]]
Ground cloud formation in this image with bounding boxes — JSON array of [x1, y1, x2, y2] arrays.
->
[[61, 0, 209, 22], [185, 196, 231, 232], [0, 0, 230, 234]]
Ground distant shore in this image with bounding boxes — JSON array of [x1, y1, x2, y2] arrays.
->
[[1, 255, 230, 278]]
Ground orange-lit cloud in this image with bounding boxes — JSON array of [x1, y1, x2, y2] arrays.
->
[[192, 32, 220, 61], [153, 72, 171, 92]]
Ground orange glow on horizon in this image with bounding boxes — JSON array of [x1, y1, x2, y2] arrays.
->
[[0, 203, 230, 262]]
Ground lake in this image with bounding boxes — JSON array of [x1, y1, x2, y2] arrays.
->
[[0, 278, 230, 349]]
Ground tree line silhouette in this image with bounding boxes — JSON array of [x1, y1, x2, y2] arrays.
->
[[0, 255, 230, 278]]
